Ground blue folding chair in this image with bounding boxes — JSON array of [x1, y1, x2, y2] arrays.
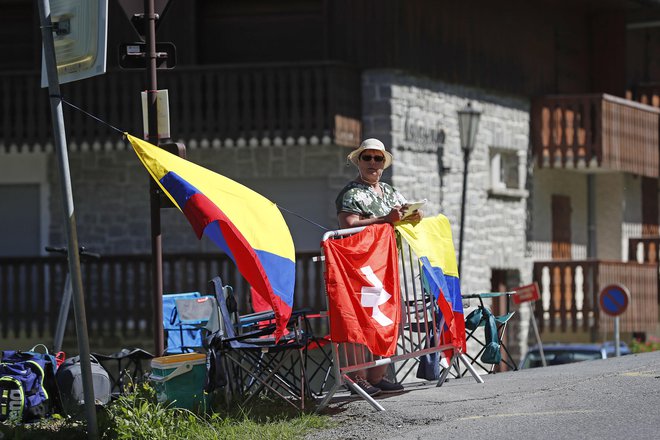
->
[[163, 292, 217, 354]]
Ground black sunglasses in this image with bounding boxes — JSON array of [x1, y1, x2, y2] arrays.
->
[[360, 154, 385, 163]]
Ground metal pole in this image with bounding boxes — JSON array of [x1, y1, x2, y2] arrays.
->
[[37, 2, 98, 437], [53, 274, 72, 353], [587, 174, 597, 342], [144, 0, 164, 356], [614, 316, 621, 357], [529, 302, 546, 367], [458, 148, 470, 277]]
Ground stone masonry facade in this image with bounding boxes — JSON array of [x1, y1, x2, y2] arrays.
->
[[362, 70, 533, 358]]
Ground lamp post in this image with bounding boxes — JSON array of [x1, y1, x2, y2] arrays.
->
[[457, 102, 481, 278]]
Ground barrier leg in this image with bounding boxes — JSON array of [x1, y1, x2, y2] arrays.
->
[[343, 375, 385, 411], [315, 341, 344, 412], [459, 353, 485, 384]]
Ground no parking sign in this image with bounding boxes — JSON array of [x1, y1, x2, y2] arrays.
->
[[598, 283, 630, 357], [599, 284, 630, 317]]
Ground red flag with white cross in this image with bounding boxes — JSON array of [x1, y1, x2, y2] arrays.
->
[[323, 224, 401, 357]]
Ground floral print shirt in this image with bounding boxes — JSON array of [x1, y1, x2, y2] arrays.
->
[[335, 181, 407, 218]]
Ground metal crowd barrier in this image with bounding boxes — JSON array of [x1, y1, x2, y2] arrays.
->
[[317, 226, 483, 411]]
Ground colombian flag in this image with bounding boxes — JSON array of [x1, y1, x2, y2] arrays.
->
[[126, 134, 295, 340], [396, 215, 466, 353]]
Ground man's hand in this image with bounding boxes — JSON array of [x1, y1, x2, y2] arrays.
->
[[384, 206, 404, 224], [401, 206, 424, 222]]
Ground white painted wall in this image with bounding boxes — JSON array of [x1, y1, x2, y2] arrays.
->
[[0, 152, 50, 255], [531, 169, 643, 262]]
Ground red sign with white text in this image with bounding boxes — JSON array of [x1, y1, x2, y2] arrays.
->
[[513, 282, 540, 305]]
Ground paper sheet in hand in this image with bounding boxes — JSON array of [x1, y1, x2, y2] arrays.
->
[[401, 199, 427, 219]]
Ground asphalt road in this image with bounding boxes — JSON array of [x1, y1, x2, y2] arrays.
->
[[309, 350, 660, 440]]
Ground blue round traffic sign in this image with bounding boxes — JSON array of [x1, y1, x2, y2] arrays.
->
[[599, 284, 630, 317]]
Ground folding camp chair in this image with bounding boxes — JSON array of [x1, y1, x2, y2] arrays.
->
[[460, 292, 518, 374], [163, 292, 218, 353], [92, 348, 154, 397], [205, 276, 310, 410], [300, 313, 334, 397]]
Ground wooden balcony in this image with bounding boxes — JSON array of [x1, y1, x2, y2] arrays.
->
[[532, 260, 658, 336], [531, 94, 660, 177], [0, 62, 362, 152]]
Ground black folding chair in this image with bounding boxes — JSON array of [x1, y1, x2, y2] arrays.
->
[[92, 348, 154, 397], [205, 276, 310, 411]]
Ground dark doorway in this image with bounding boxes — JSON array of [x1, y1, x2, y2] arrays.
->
[[552, 194, 572, 259]]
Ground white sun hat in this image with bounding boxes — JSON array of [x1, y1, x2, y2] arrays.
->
[[347, 138, 393, 169]]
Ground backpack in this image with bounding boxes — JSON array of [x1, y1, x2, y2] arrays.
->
[[56, 355, 111, 416], [0, 345, 61, 422]]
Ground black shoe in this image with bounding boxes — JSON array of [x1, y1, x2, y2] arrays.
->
[[349, 377, 382, 397], [371, 378, 404, 394]]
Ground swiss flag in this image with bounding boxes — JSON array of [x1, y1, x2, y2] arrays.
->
[[323, 224, 401, 357]]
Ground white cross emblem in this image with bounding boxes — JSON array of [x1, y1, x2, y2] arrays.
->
[[360, 266, 394, 327]]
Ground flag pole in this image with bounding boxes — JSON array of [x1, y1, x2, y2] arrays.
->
[[37, 1, 98, 438], [144, 0, 164, 356]]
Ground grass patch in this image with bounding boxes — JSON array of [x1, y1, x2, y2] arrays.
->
[[0, 384, 330, 440]]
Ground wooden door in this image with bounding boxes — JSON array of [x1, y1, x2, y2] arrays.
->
[[552, 194, 572, 259]]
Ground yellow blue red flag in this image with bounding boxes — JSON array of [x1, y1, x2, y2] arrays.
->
[[126, 134, 295, 340], [396, 214, 466, 352]]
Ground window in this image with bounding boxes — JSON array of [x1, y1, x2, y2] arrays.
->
[[488, 148, 528, 198]]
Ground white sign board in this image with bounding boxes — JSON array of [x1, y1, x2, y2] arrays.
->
[[142, 90, 171, 140]]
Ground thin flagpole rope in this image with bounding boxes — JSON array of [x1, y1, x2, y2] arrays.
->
[[53, 95, 125, 135], [278, 205, 329, 231], [55, 95, 330, 232]]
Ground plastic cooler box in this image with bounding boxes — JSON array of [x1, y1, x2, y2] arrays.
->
[[150, 352, 207, 411]]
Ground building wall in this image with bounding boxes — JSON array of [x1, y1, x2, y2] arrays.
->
[[0, 152, 50, 256], [531, 169, 589, 260], [621, 174, 643, 261], [531, 170, 643, 262]]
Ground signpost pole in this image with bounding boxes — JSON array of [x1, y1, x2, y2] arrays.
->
[[38, 1, 98, 437], [614, 316, 621, 357], [529, 302, 546, 367], [513, 282, 546, 367], [143, 0, 164, 357]]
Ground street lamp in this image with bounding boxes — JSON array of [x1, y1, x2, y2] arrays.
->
[[457, 102, 481, 278]]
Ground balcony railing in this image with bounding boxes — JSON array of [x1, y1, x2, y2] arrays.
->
[[0, 252, 324, 341], [628, 237, 660, 264], [627, 83, 660, 108], [0, 62, 362, 151], [532, 260, 658, 336], [531, 94, 659, 177]]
